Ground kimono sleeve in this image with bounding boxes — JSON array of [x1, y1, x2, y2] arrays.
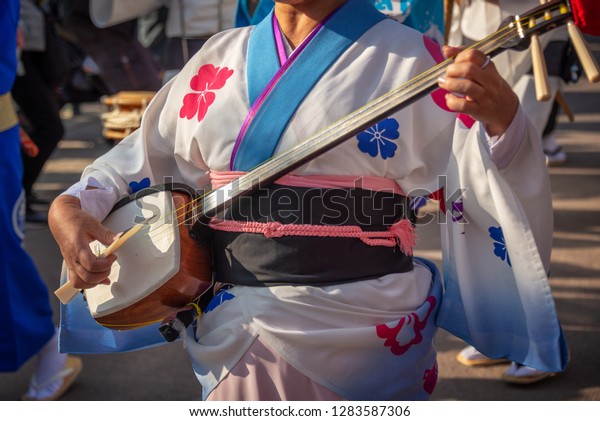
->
[[436, 109, 568, 373], [81, 73, 209, 200], [60, 71, 210, 354]]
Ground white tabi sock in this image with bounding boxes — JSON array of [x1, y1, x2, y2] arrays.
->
[[542, 132, 560, 152], [25, 328, 68, 400]]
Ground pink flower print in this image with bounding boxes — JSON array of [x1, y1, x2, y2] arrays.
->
[[423, 35, 452, 112], [179, 64, 234, 122], [423, 362, 438, 395], [376, 296, 436, 356], [422, 35, 475, 128]]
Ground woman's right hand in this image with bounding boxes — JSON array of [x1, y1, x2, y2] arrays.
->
[[49, 195, 118, 289]]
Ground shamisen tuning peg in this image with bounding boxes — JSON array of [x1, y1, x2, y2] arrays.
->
[[529, 0, 552, 101]]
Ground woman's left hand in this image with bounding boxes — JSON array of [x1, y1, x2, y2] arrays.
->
[[437, 46, 519, 137]]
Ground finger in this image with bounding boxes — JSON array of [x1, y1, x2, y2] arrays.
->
[[442, 45, 464, 59], [453, 48, 489, 67], [77, 247, 117, 274], [445, 49, 494, 86], [442, 63, 497, 104], [480, 55, 492, 70], [89, 220, 119, 247], [438, 76, 486, 102], [67, 270, 86, 290], [444, 93, 482, 116], [70, 262, 113, 288], [68, 267, 105, 290], [445, 60, 487, 83]]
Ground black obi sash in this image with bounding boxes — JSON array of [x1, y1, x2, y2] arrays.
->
[[207, 184, 416, 286]]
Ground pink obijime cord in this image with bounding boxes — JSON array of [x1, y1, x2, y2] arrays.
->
[[208, 171, 416, 255]]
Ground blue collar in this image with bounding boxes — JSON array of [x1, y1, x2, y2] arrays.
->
[[231, 0, 386, 171]]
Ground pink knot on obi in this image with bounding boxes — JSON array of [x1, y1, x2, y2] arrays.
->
[[209, 218, 417, 255]]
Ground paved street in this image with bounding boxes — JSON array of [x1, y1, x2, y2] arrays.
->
[[1, 44, 599, 402]]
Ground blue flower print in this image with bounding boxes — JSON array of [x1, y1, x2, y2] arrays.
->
[[371, 1, 410, 14], [356, 118, 399, 160], [371, 0, 393, 12], [410, 196, 428, 212], [128, 177, 151, 193], [204, 287, 235, 313], [488, 226, 511, 267]]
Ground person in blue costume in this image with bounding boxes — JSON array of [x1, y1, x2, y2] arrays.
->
[[0, 0, 81, 401], [235, 0, 275, 27], [243, 1, 445, 43], [370, 0, 445, 44]]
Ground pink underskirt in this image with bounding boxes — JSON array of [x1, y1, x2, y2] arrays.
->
[[207, 337, 345, 401]]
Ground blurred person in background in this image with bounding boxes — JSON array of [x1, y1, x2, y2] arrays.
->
[[12, 0, 68, 223], [1, 0, 81, 401], [90, 0, 244, 82], [50, 0, 162, 94]]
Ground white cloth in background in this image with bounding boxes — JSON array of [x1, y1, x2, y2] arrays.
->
[[90, 0, 237, 38]]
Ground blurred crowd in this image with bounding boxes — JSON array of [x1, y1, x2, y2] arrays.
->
[[14, 0, 268, 223]]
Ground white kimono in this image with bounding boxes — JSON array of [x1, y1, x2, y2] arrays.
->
[[63, 0, 566, 400]]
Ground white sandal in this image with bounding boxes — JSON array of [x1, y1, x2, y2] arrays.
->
[[22, 355, 83, 401], [456, 345, 510, 367], [501, 362, 557, 384]]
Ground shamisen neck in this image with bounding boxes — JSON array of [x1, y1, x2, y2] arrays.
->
[[200, 1, 570, 219]]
